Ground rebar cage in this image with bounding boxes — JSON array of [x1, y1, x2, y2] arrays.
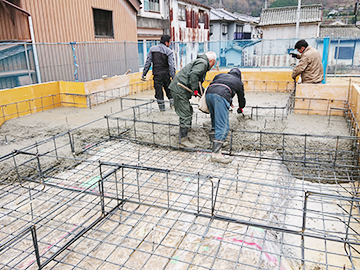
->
[[0, 94, 360, 269]]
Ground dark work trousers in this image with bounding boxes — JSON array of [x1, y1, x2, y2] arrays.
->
[[154, 74, 172, 102]]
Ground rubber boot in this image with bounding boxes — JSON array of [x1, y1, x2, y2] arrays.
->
[[209, 130, 229, 148], [169, 99, 174, 109], [211, 140, 231, 164], [157, 100, 165, 111], [209, 130, 215, 142], [179, 127, 196, 148]]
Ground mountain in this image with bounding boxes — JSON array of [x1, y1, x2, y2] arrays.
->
[[197, 0, 355, 18]]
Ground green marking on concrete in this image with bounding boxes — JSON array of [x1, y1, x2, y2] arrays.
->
[[81, 176, 100, 187], [171, 255, 179, 264], [185, 177, 191, 182], [202, 246, 209, 251]]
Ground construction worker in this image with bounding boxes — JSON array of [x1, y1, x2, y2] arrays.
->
[[206, 68, 246, 164], [169, 51, 217, 148], [142, 35, 175, 111], [290, 39, 323, 84]]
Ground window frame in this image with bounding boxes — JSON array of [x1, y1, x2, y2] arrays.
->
[[93, 8, 114, 39], [178, 4, 186, 21]]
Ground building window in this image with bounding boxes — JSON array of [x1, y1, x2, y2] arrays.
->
[[93, 8, 114, 38], [236, 24, 243, 33], [335, 46, 354, 59], [179, 5, 186, 21], [222, 24, 228, 35], [234, 24, 243, 39], [199, 10, 205, 23], [210, 24, 213, 36], [143, 0, 160, 12]]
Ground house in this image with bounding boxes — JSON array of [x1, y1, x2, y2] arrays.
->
[[209, 8, 259, 67], [0, 0, 141, 43], [257, 5, 322, 39], [137, 0, 170, 40], [319, 24, 360, 70], [169, 0, 211, 68], [210, 8, 259, 42], [0, 0, 141, 88]]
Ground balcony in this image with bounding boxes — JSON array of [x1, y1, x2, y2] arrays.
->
[[234, 32, 251, 40]]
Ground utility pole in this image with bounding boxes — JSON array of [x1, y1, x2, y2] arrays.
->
[[295, 0, 301, 38]]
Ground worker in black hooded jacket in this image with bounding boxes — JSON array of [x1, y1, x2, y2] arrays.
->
[[205, 68, 246, 164]]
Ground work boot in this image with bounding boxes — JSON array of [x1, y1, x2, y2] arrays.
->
[[157, 101, 165, 111], [169, 99, 174, 109], [211, 140, 231, 164], [179, 127, 196, 148], [209, 130, 229, 148]]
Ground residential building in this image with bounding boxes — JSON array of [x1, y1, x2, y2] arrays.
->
[[209, 8, 259, 67], [319, 24, 360, 70], [0, 0, 141, 89], [169, 0, 211, 68], [257, 5, 322, 39], [210, 8, 259, 42], [0, 0, 141, 43], [137, 0, 170, 40]]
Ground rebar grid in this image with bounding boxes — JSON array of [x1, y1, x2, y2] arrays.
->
[[1, 140, 360, 269], [0, 93, 359, 269]]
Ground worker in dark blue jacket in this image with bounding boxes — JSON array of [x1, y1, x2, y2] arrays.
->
[[142, 35, 176, 111], [206, 68, 246, 163]]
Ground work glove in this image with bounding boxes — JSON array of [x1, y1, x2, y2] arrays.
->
[[141, 75, 146, 81], [194, 90, 199, 97], [289, 53, 298, 59], [237, 108, 243, 114]]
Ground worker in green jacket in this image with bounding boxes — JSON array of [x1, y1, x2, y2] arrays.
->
[[169, 51, 217, 148]]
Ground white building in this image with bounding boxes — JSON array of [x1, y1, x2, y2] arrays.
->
[[257, 5, 322, 39]]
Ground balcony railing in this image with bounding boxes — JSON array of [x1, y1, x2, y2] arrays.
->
[[234, 32, 251, 40]]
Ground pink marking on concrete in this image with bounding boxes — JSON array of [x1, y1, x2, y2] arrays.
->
[[212, 236, 286, 269]]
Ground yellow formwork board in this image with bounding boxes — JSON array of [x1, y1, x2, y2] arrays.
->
[[294, 84, 349, 116], [204, 69, 293, 92], [59, 81, 87, 108], [350, 85, 360, 127], [0, 82, 61, 122]]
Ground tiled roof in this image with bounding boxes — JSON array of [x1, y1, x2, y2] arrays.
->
[[319, 25, 360, 38], [179, 0, 210, 10], [210, 8, 259, 24], [258, 5, 322, 26]]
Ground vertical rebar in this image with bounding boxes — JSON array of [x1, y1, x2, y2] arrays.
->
[[197, 173, 200, 213], [304, 134, 307, 166], [99, 162, 105, 216], [334, 136, 339, 167], [115, 168, 120, 205], [136, 150, 141, 202], [30, 225, 41, 268], [68, 131, 75, 154], [105, 115, 111, 140], [229, 129, 234, 154], [52, 95, 55, 109], [16, 102, 19, 117], [152, 121, 155, 144], [1, 106, 5, 122], [52, 137, 58, 161], [166, 172, 169, 208], [212, 179, 221, 216], [36, 153, 45, 189], [133, 108, 137, 140], [301, 191, 309, 270], [168, 123, 171, 147]]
